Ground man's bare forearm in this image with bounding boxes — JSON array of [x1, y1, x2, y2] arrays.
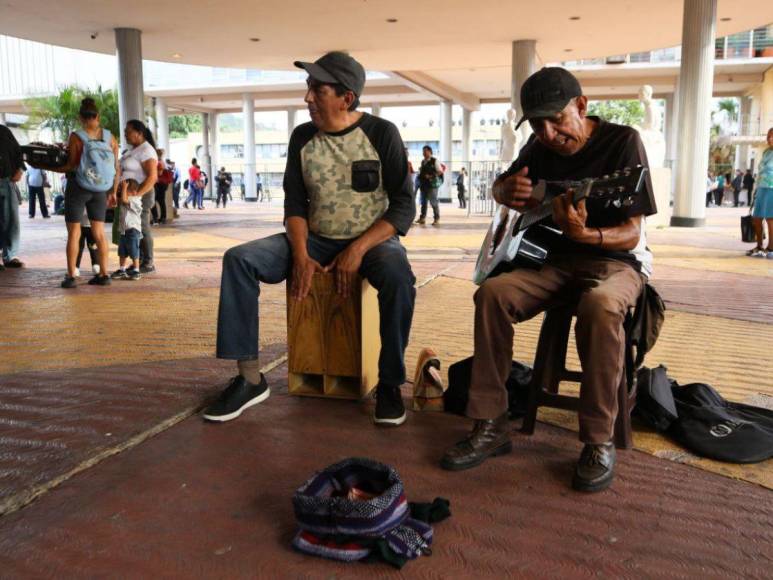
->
[[349, 219, 396, 255], [286, 216, 310, 257], [572, 217, 642, 251]]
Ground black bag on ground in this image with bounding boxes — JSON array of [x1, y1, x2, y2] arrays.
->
[[634, 365, 678, 431], [669, 382, 773, 463], [628, 283, 666, 368], [445, 356, 532, 419], [741, 214, 755, 243]]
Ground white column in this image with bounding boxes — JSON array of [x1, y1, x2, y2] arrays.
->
[[735, 96, 751, 172], [243, 94, 256, 201], [370, 103, 381, 118], [462, 107, 472, 163], [154, 98, 169, 154], [671, 0, 717, 227], [439, 100, 453, 200], [115, 28, 145, 150], [511, 39, 537, 143], [201, 113, 212, 198], [0, 113, 6, 125], [287, 107, 297, 142], [210, 112, 219, 175]]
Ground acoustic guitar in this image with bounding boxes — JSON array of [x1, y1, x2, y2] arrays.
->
[[473, 166, 648, 285]]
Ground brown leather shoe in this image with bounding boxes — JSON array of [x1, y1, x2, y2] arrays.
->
[[572, 442, 616, 492], [440, 413, 512, 471]]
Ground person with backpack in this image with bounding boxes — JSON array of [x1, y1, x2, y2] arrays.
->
[[416, 145, 443, 226], [43, 98, 119, 288], [121, 120, 158, 272]]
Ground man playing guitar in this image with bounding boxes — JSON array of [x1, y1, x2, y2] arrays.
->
[[441, 68, 657, 492]]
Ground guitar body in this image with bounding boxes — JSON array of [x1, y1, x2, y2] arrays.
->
[[474, 210, 561, 284]]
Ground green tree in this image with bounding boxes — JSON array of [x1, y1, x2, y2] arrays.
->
[[25, 85, 121, 141], [169, 113, 203, 138], [587, 100, 645, 127]]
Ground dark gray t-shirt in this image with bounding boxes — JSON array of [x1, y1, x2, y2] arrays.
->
[[501, 117, 657, 275], [283, 113, 415, 239]]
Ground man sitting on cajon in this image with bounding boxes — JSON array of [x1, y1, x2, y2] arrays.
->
[[204, 52, 416, 426]]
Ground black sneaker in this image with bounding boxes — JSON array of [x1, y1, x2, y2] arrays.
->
[[61, 276, 76, 288], [126, 268, 141, 281], [110, 269, 128, 279], [87, 274, 111, 286], [140, 263, 156, 274], [203, 374, 270, 422], [373, 383, 406, 426]]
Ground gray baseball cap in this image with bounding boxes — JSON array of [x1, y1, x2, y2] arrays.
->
[[294, 51, 366, 97]]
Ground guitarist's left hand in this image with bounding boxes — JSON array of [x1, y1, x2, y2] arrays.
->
[[552, 189, 590, 242]]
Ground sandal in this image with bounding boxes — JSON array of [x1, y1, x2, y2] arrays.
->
[[412, 348, 445, 411]]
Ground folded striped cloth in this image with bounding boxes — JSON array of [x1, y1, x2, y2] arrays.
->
[[292, 457, 450, 568]]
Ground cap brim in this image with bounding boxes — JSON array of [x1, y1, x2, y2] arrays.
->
[[293, 61, 339, 85], [514, 99, 571, 129]]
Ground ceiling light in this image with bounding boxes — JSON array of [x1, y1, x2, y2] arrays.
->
[[386, 18, 398, 23], [172, 53, 182, 58], [249, 37, 261, 42], [720, 17, 731, 22], [569, 16, 580, 20], [564, 49, 573, 52]]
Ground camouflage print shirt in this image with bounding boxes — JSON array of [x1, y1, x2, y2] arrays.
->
[[284, 113, 415, 239]]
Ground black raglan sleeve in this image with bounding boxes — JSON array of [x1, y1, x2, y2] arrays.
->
[[283, 124, 316, 221], [366, 118, 415, 235]]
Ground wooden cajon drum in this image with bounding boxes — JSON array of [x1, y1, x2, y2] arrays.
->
[[287, 272, 380, 399]]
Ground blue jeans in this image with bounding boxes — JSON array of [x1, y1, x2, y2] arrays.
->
[[216, 232, 416, 387], [0, 179, 21, 262]]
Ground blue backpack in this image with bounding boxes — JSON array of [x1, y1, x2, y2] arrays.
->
[[75, 129, 116, 192]]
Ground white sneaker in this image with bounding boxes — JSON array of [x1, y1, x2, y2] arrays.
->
[[92, 264, 101, 275], [752, 249, 767, 258]]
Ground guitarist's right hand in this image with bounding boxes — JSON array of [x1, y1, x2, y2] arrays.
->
[[493, 166, 536, 210]]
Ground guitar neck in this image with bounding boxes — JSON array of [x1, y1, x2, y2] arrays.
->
[[517, 181, 588, 231]]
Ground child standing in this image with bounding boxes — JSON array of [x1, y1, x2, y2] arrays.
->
[[111, 179, 143, 280]]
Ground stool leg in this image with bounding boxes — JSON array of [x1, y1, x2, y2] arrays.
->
[[613, 372, 633, 449], [521, 310, 572, 435]]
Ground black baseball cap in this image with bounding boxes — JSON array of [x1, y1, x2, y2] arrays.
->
[[515, 67, 583, 129], [294, 51, 366, 97]]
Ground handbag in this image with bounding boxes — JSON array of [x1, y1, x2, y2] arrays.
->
[[741, 214, 755, 243]]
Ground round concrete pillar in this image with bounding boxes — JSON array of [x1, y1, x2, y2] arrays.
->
[[671, 0, 717, 227], [243, 95, 256, 201], [115, 28, 145, 149]]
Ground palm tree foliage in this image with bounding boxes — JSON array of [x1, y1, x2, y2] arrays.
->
[[24, 86, 121, 141]]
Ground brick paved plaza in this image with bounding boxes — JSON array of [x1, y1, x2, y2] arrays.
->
[[0, 201, 771, 577]]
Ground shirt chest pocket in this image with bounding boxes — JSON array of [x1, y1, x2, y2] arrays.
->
[[351, 160, 381, 192]]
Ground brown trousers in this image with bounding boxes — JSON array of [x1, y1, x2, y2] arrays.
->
[[467, 256, 644, 444]]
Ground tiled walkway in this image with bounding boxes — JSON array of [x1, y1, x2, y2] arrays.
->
[[0, 202, 770, 577]]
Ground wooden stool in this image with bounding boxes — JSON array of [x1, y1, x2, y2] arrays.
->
[[520, 303, 637, 449], [286, 272, 380, 399]]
